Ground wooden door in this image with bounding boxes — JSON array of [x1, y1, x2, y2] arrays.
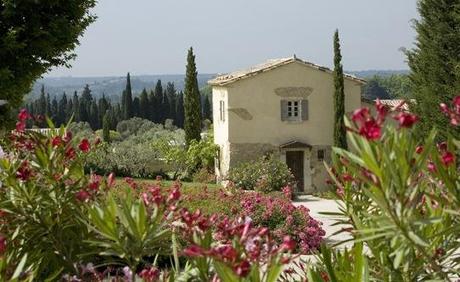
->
[[286, 151, 304, 192]]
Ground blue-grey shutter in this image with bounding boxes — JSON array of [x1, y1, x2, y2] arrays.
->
[[301, 100, 308, 120], [280, 100, 288, 121]]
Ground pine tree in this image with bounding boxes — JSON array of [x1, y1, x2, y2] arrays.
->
[[333, 30, 347, 149], [184, 47, 202, 145], [123, 72, 133, 120], [202, 95, 212, 121], [407, 0, 460, 140], [102, 112, 111, 143], [139, 88, 149, 119], [176, 91, 185, 128]]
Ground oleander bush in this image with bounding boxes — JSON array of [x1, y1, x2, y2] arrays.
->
[[228, 155, 294, 192], [287, 97, 460, 281]]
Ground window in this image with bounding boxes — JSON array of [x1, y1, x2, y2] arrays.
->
[[287, 100, 300, 119], [219, 100, 225, 122], [317, 149, 325, 161], [281, 99, 308, 122]]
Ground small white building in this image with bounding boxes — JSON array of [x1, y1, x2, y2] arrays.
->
[[208, 56, 366, 193]]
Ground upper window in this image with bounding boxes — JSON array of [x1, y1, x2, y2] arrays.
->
[[219, 100, 225, 122], [281, 99, 308, 122], [287, 100, 300, 119]]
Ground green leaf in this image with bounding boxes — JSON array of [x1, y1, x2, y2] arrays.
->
[[213, 261, 240, 282]]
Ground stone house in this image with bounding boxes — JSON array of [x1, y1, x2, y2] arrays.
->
[[208, 56, 366, 193]]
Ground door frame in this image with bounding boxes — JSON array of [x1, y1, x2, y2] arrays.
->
[[280, 147, 312, 194]]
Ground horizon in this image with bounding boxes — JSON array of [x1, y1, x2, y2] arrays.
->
[[47, 0, 418, 77]]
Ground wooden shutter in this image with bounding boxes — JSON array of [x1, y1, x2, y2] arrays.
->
[[301, 100, 308, 121], [280, 100, 288, 121]]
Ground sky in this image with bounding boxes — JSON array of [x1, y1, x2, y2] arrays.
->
[[48, 0, 419, 77]]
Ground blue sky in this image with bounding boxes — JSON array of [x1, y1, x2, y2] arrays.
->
[[48, 0, 418, 77]]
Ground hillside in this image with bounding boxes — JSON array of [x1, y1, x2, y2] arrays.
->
[[28, 74, 216, 102]]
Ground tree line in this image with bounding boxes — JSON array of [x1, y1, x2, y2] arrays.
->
[[25, 73, 212, 131]]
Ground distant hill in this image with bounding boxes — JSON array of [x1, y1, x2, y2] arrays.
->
[[349, 70, 410, 79], [27, 70, 410, 102], [28, 74, 216, 102]]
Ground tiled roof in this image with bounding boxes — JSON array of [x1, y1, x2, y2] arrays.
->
[[379, 99, 414, 111], [208, 56, 366, 86]]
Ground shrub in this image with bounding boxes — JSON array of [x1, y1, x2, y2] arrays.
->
[[287, 97, 460, 281], [192, 167, 216, 184], [0, 112, 112, 279], [228, 155, 294, 192]]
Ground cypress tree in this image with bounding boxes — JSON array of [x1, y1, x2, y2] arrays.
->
[[166, 82, 177, 121], [333, 30, 347, 149], [407, 0, 460, 140], [184, 47, 202, 145], [176, 91, 185, 128], [102, 112, 111, 143], [72, 91, 80, 122], [154, 80, 163, 123], [123, 72, 133, 119], [45, 93, 51, 117], [133, 97, 140, 117], [148, 89, 157, 122], [90, 100, 99, 129], [162, 89, 170, 123], [98, 94, 109, 124], [58, 93, 68, 126], [139, 88, 149, 119], [202, 95, 212, 121], [38, 85, 47, 115], [51, 96, 58, 124]]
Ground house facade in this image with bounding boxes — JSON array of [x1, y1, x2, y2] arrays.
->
[[209, 56, 366, 193]]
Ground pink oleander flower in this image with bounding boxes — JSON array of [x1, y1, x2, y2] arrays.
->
[[139, 266, 160, 282], [393, 112, 419, 128], [416, 145, 424, 154], [359, 119, 381, 140], [75, 190, 90, 202], [51, 136, 63, 147], [234, 260, 251, 277], [441, 151, 455, 167], [107, 172, 116, 188], [16, 160, 32, 181], [18, 109, 29, 121], [0, 235, 6, 255], [78, 138, 91, 153]]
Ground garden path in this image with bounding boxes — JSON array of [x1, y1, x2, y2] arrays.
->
[[293, 196, 352, 249]]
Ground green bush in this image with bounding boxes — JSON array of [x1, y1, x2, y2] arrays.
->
[[228, 155, 294, 192]]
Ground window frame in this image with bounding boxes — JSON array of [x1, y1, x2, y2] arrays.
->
[[219, 100, 225, 122]]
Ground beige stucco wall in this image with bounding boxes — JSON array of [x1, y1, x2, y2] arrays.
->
[[212, 61, 363, 192]]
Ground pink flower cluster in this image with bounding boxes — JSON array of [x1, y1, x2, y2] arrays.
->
[[181, 213, 296, 278], [237, 192, 325, 254], [351, 99, 419, 141], [440, 95, 460, 126]]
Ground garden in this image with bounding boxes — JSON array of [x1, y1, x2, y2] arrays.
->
[[0, 95, 459, 281]]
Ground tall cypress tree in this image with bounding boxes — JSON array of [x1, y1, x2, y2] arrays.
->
[[333, 30, 347, 149], [202, 95, 212, 121], [72, 91, 80, 122], [102, 112, 111, 143], [166, 82, 177, 121], [133, 97, 140, 117], [51, 96, 58, 124], [123, 72, 133, 120], [184, 47, 202, 145], [139, 88, 149, 119], [154, 80, 163, 123], [176, 91, 185, 128], [407, 0, 460, 140], [148, 89, 157, 122], [58, 93, 68, 126], [38, 85, 47, 115]]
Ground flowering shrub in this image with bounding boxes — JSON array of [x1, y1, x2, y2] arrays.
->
[[178, 211, 297, 281], [0, 111, 111, 279], [228, 155, 294, 192], [301, 96, 460, 281]]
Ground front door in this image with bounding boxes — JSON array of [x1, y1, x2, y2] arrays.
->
[[286, 151, 304, 192]]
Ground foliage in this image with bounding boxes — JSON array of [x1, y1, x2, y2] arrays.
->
[[363, 74, 411, 100], [0, 112, 108, 279], [192, 167, 216, 184], [333, 30, 347, 149], [296, 96, 460, 281], [184, 47, 202, 146], [407, 0, 460, 140], [122, 72, 133, 120], [228, 155, 294, 193], [0, 0, 96, 128], [153, 132, 218, 179]]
